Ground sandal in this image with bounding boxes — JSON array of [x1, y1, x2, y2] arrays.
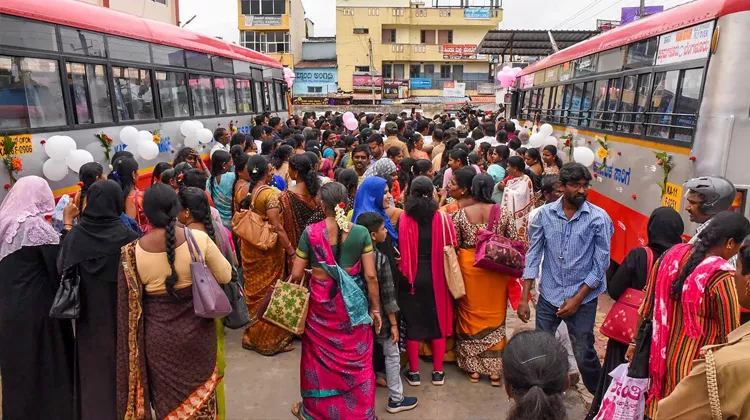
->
[[375, 375, 387, 388], [279, 344, 295, 354], [490, 375, 502, 387], [291, 402, 304, 420], [468, 373, 480, 384]]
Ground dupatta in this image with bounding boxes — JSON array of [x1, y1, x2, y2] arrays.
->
[[501, 174, 534, 241], [306, 221, 372, 327]]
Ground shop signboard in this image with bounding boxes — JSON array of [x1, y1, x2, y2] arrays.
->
[[295, 68, 336, 84], [656, 21, 714, 66], [383, 79, 410, 99], [410, 78, 432, 89], [476, 83, 495, 95], [464, 7, 491, 19], [443, 44, 477, 60], [521, 74, 535, 89], [293, 97, 328, 105], [352, 73, 382, 91], [243, 15, 282, 26], [443, 81, 466, 97]]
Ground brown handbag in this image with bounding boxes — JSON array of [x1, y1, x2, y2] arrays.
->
[[440, 211, 466, 299], [231, 185, 278, 251]]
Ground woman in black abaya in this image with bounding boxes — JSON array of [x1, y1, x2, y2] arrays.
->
[[58, 180, 139, 420]]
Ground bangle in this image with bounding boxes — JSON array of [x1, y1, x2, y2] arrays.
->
[[63, 224, 73, 228], [371, 310, 380, 314]]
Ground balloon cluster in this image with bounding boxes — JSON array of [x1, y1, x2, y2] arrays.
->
[[283, 67, 296, 89], [496, 66, 522, 89], [119, 126, 161, 161], [528, 123, 557, 148], [42, 136, 85, 181], [342, 112, 359, 131], [179, 121, 214, 150]]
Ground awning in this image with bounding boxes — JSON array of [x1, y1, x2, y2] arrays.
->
[[295, 60, 337, 69], [477, 30, 600, 56], [352, 93, 382, 100]]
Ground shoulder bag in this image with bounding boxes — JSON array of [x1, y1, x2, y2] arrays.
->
[[474, 204, 526, 277], [231, 185, 278, 251], [441, 211, 466, 299], [600, 247, 654, 346], [49, 266, 81, 319], [258, 273, 310, 335], [184, 227, 232, 318], [221, 265, 250, 329]]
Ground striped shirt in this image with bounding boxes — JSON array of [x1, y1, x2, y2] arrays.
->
[[522, 198, 614, 307]]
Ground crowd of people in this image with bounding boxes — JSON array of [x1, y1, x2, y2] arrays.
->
[[1, 108, 750, 420]]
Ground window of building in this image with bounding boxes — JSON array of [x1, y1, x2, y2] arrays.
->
[[308, 86, 323, 93], [66, 62, 113, 125], [241, 0, 285, 14], [186, 51, 212, 71], [410, 64, 421, 78], [453, 65, 463, 82], [60, 27, 106, 57], [214, 78, 237, 114], [0, 15, 58, 52], [0, 56, 65, 130], [240, 31, 291, 53], [235, 79, 255, 113], [420, 30, 435, 45], [355, 66, 370, 72], [423, 64, 435, 77], [112, 66, 155, 121], [394, 64, 405, 79], [156, 71, 189, 118], [152, 45, 185, 67], [382, 64, 392, 79], [153, 0, 167, 4], [440, 64, 451, 79], [189, 74, 216, 116], [625, 38, 658, 69], [108, 36, 151, 63], [438, 30, 453, 44], [353, 28, 369, 35], [382, 29, 396, 44]]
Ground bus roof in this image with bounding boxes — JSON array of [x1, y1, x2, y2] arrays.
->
[[0, 0, 282, 69], [520, 0, 750, 76]]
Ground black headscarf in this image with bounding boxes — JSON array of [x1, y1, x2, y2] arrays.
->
[[60, 180, 139, 271], [647, 206, 685, 256]]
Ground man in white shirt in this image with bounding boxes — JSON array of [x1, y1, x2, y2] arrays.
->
[[210, 127, 231, 157]]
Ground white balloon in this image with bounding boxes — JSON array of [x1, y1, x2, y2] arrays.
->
[[138, 141, 159, 161], [44, 135, 76, 160], [84, 142, 106, 162], [119, 126, 139, 146], [529, 133, 545, 148], [511, 119, 519, 127], [185, 135, 200, 149], [196, 128, 213, 145], [540, 123, 554, 137], [193, 120, 204, 131], [180, 120, 197, 137], [573, 147, 595, 167], [42, 159, 68, 181], [66, 149, 94, 173], [544, 136, 558, 147], [138, 130, 153, 145]]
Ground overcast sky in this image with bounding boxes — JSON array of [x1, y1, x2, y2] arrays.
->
[[179, 0, 692, 43]]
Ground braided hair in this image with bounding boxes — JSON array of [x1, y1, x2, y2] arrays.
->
[[231, 153, 250, 218], [472, 173, 495, 204], [239, 155, 269, 211], [178, 187, 216, 241], [209, 150, 231, 204], [78, 162, 103, 209], [142, 184, 181, 297], [671, 211, 750, 300], [108, 157, 138, 200], [290, 154, 320, 197]]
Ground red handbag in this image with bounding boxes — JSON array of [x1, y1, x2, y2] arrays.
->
[[600, 248, 654, 345]]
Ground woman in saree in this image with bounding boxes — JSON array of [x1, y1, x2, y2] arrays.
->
[[117, 184, 232, 419], [542, 145, 563, 176], [487, 145, 509, 205], [280, 154, 325, 267], [234, 154, 297, 355], [453, 174, 518, 387], [440, 168, 477, 216], [628, 211, 750, 419], [290, 182, 382, 420], [207, 150, 235, 229]]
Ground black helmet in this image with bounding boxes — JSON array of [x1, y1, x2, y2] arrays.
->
[[683, 176, 736, 215]]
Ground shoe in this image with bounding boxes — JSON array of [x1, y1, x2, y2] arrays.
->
[[404, 371, 421, 386], [386, 396, 419, 414], [432, 371, 445, 386]]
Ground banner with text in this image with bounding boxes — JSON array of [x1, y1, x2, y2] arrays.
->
[[443, 44, 477, 60], [243, 15, 282, 26], [656, 21, 714, 66], [443, 82, 466, 97], [352, 73, 383, 91], [464, 7, 491, 19], [383, 80, 409, 99]]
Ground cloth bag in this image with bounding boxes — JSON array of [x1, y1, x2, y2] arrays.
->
[[600, 248, 653, 345], [221, 265, 250, 329], [231, 185, 278, 251], [258, 276, 310, 335], [474, 204, 526, 277], [594, 363, 648, 420], [184, 227, 232, 318], [440, 211, 465, 299], [49, 266, 81, 319]]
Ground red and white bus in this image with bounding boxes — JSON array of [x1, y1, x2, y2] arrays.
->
[[513, 0, 750, 264], [0, 0, 285, 201]]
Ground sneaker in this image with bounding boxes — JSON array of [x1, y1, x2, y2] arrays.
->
[[404, 371, 421, 386], [386, 396, 419, 414], [432, 371, 445, 386]]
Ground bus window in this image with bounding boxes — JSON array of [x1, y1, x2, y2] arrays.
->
[[60, 27, 106, 58], [157, 71, 189, 118], [66, 62, 113, 125], [632, 73, 652, 135], [617, 75, 637, 133], [276, 82, 285, 111], [673, 68, 704, 142], [647, 71, 679, 139], [112, 66, 154, 121], [189, 75, 216, 117], [108, 37, 150, 64], [603, 77, 622, 131], [591, 79, 608, 129], [552, 85, 564, 123], [152, 45, 185, 67], [580, 82, 594, 127], [625, 38, 658, 70], [0, 56, 66, 130], [0, 15, 57, 52], [562, 84, 573, 124], [214, 77, 237, 115], [541, 87, 552, 121], [569, 83, 583, 125], [264, 82, 273, 112], [254, 81, 263, 112], [235, 79, 254, 113]]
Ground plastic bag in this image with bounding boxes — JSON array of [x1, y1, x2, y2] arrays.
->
[[594, 363, 648, 420], [51, 194, 72, 232]]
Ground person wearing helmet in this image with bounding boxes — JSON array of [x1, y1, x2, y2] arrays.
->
[[683, 176, 737, 245]]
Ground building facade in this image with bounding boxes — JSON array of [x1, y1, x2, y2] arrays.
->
[[238, 0, 306, 68], [335, 0, 502, 102], [75, 0, 178, 25], [292, 38, 338, 105]]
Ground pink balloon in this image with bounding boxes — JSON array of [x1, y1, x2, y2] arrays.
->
[[344, 118, 358, 131]]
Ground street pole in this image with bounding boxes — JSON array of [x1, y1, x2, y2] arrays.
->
[[369, 38, 376, 105], [639, 0, 646, 19]]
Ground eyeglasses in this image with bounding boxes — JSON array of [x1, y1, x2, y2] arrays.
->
[[566, 182, 590, 191]]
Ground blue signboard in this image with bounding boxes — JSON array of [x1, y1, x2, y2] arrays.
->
[[410, 78, 432, 89], [294, 68, 337, 84], [464, 7, 491, 19]]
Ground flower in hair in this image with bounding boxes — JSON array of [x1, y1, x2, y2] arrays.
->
[[77, 181, 85, 188], [334, 204, 349, 232], [252, 167, 258, 174], [338, 202, 345, 209], [111, 170, 120, 180]]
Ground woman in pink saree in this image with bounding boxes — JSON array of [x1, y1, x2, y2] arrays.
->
[[290, 182, 382, 420]]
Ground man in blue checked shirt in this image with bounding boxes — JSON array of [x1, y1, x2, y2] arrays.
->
[[517, 162, 614, 394]]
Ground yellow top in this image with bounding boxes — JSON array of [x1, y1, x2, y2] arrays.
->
[[135, 229, 232, 295]]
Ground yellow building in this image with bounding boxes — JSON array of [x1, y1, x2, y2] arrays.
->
[[336, 0, 502, 101], [238, 0, 306, 68]]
